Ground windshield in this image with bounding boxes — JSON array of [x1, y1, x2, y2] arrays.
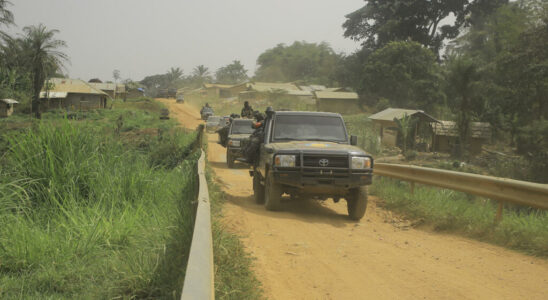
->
[[272, 115, 347, 142], [231, 121, 255, 134], [207, 116, 220, 123]]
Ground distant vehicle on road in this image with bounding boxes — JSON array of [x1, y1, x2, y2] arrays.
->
[[225, 118, 255, 168], [176, 93, 184, 103], [250, 111, 373, 220], [201, 106, 214, 120], [158, 88, 177, 98], [206, 115, 222, 132]]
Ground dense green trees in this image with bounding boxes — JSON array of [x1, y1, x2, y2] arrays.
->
[[0, 22, 67, 117], [255, 41, 342, 85], [214, 60, 248, 84], [360, 41, 445, 110], [343, 0, 507, 56]]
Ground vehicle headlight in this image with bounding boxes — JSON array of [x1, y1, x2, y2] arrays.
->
[[274, 155, 296, 167], [351, 157, 371, 169], [228, 140, 240, 147]]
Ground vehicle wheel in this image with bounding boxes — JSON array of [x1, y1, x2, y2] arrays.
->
[[253, 172, 265, 204], [346, 187, 368, 221], [264, 172, 282, 211], [226, 151, 235, 168]]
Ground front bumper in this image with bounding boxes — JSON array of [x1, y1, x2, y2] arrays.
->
[[228, 146, 244, 158], [273, 167, 373, 189]]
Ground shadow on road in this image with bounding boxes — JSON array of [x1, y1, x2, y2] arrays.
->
[[223, 193, 354, 227], [209, 161, 249, 170]]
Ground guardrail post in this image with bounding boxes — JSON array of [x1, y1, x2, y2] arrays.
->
[[410, 182, 415, 195], [495, 201, 504, 223]]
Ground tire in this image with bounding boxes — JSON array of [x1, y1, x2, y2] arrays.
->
[[226, 151, 235, 168], [253, 172, 265, 204], [264, 172, 282, 211], [346, 187, 368, 221]]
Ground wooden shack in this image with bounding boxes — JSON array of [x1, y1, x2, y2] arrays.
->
[[369, 108, 439, 148], [315, 91, 360, 114], [0, 99, 19, 117], [432, 121, 491, 155]]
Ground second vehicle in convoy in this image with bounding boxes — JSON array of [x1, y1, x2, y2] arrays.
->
[[249, 110, 374, 220], [225, 118, 255, 168]]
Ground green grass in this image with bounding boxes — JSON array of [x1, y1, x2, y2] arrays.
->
[[205, 159, 264, 299], [0, 108, 200, 298], [371, 177, 548, 256]]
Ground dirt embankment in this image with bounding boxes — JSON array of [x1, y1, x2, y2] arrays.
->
[[162, 98, 548, 300]]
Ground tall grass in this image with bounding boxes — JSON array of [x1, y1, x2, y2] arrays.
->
[[0, 120, 199, 298], [344, 114, 382, 155], [371, 177, 548, 256]]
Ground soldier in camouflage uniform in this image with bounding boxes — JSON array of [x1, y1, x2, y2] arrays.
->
[[242, 107, 274, 165]]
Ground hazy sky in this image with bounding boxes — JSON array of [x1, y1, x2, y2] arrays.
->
[[8, 0, 364, 82]]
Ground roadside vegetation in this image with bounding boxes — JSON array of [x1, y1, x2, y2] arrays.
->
[[206, 171, 264, 299], [370, 178, 548, 257], [0, 98, 201, 298]]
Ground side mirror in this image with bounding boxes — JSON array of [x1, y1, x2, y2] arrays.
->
[[350, 135, 358, 146]]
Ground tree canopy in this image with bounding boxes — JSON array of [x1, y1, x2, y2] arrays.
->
[[254, 41, 342, 85], [215, 60, 248, 84], [343, 0, 508, 56], [360, 41, 445, 110]]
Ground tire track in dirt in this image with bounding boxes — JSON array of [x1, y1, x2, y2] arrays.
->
[[163, 99, 548, 300]]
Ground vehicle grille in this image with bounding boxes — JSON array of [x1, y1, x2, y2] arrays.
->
[[302, 154, 348, 168]]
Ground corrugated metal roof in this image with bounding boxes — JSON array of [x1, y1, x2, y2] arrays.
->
[[88, 82, 126, 93], [287, 90, 313, 96], [248, 82, 300, 92], [432, 121, 491, 139], [323, 87, 346, 92], [299, 85, 326, 92], [40, 78, 108, 98], [314, 91, 359, 100], [0, 99, 19, 104], [203, 83, 234, 89], [309, 85, 326, 91], [368, 108, 439, 123]]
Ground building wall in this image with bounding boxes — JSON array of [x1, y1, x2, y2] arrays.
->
[[317, 98, 360, 114], [229, 85, 248, 97], [0, 103, 14, 117], [42, 94, 106, 111], [206, 88, 220, 98]]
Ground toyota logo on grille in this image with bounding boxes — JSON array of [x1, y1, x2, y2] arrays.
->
[[319, 159, 329, 167]]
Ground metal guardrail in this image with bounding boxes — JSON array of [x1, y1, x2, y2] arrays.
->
[[181, 148, 214, 300], [374, 163, 548, 220]]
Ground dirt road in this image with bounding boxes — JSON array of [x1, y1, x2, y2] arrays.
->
[[163, 99, 548, 300]]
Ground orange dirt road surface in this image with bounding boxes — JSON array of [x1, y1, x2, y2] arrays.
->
[[162, 99, 548, 300]]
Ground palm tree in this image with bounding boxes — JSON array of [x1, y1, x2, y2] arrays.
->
[[193, 65, 209, 78], [20, 24, 68, 118], [0, 0, 14, 29], [445, 55, 481, 157], [165, 67, 183, 88]]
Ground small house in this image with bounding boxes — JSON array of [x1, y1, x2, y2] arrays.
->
[[40, 78, 108, 111], [369, 108, 439, 148], [315, 91, 360, 114], [0, 99, 19, 117], [432, 121, 491, 155]]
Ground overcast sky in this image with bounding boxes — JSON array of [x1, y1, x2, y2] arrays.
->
[[8, 0, 364, 82]]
